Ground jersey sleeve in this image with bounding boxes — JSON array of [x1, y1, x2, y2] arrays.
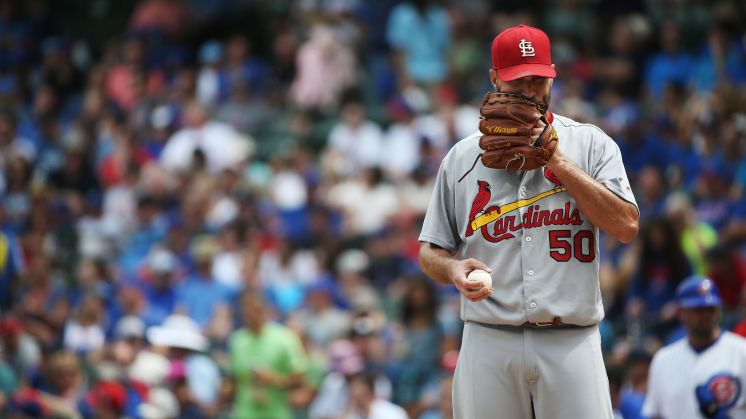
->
[[419, 151, 460, 252], [590, 133, 639, 211]]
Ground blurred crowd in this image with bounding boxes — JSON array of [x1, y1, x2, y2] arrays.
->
[[0, 0, 744, 418]]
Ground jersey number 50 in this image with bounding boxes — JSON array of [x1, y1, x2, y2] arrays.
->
[[548, 230, 595, 263]]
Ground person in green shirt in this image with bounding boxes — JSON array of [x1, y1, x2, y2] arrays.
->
[[229, 291, 309, 419]]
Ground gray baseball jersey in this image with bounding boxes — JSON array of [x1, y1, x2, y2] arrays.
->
[[419, 113, 638, 327]]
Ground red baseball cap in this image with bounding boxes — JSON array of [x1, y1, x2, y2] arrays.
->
[[0, 316, 23, 336], [491, 25, 555, 81], [87, 381, 128, 412]]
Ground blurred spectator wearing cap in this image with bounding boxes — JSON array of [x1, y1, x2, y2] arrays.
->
[[147, 314, 221, 413], [83, 380, 127, 419], [196, 40, 229, 107], [139, 246, 179, 327], [643, 276, 746, 419], [174, 235, 233, 328], [142, 105, 176, 160], [228, 291, 309, 419], [112, 315, 145, 349]]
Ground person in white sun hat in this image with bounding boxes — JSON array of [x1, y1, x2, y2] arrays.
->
[[147, 314, 220, 412]]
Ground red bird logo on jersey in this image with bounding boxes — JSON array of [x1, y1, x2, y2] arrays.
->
[[466, 180, 492, 237], [543, 168, 562, 189]]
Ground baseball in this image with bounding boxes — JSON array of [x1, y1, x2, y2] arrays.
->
[[467, 269, 492, 289]]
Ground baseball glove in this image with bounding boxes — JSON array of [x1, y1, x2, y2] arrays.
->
[[476, 92, 558, 171]]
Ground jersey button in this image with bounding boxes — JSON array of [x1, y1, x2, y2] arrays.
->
[[520, 186, 527, 192], [530, 302, 537, 308], [525, 236, 532, 242], [528, 269, 534, 276]]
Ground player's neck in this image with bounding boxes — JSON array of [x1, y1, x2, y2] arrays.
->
[[688, 328, 721, 353]]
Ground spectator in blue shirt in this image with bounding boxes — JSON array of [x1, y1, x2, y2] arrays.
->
[[644, 20, 693, 99], [175, 236, 233, 327], [386, 0, 451, 86]]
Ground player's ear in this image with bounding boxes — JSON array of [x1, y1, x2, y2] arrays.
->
[[489, 69, 499, 91], [675, 305, 685, 323]]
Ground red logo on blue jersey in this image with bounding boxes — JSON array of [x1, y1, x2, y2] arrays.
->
[[707, 374, 741, 408]]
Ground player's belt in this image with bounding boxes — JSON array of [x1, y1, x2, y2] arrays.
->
[[469, 319, 590, 330]]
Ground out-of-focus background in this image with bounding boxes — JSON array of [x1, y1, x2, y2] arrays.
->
[[0, 0, 744, 418]]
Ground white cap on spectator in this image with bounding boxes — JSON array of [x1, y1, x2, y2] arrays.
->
[[151, 105, 174, 130], [147, 314, 208, 352], [148, 247, 177, 274], [115, 315, 146, 340], [336, 249, 369, 274]]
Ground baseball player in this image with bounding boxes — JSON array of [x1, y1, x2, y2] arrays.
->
[[418, 25, 639, 419], [643, 276, 746, 419]]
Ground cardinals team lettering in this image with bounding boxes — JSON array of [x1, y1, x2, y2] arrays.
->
[[465, 171, 582, 243], [480, 203, 583, 243]]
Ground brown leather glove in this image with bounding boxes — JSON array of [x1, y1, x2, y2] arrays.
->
[[477, 92, 558, 171]]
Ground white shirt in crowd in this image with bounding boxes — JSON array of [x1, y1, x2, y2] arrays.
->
[[342, 399, 409, 419], [160, 120, 252, 174], [327, 120, 383, 175]]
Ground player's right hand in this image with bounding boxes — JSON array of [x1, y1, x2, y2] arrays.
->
[[451, 258, 493, 302]]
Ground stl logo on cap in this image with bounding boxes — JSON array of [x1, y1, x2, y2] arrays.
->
[[518, 39, 535, 57], [491, 25, 556, 81], [699, 279, 713, 296]]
